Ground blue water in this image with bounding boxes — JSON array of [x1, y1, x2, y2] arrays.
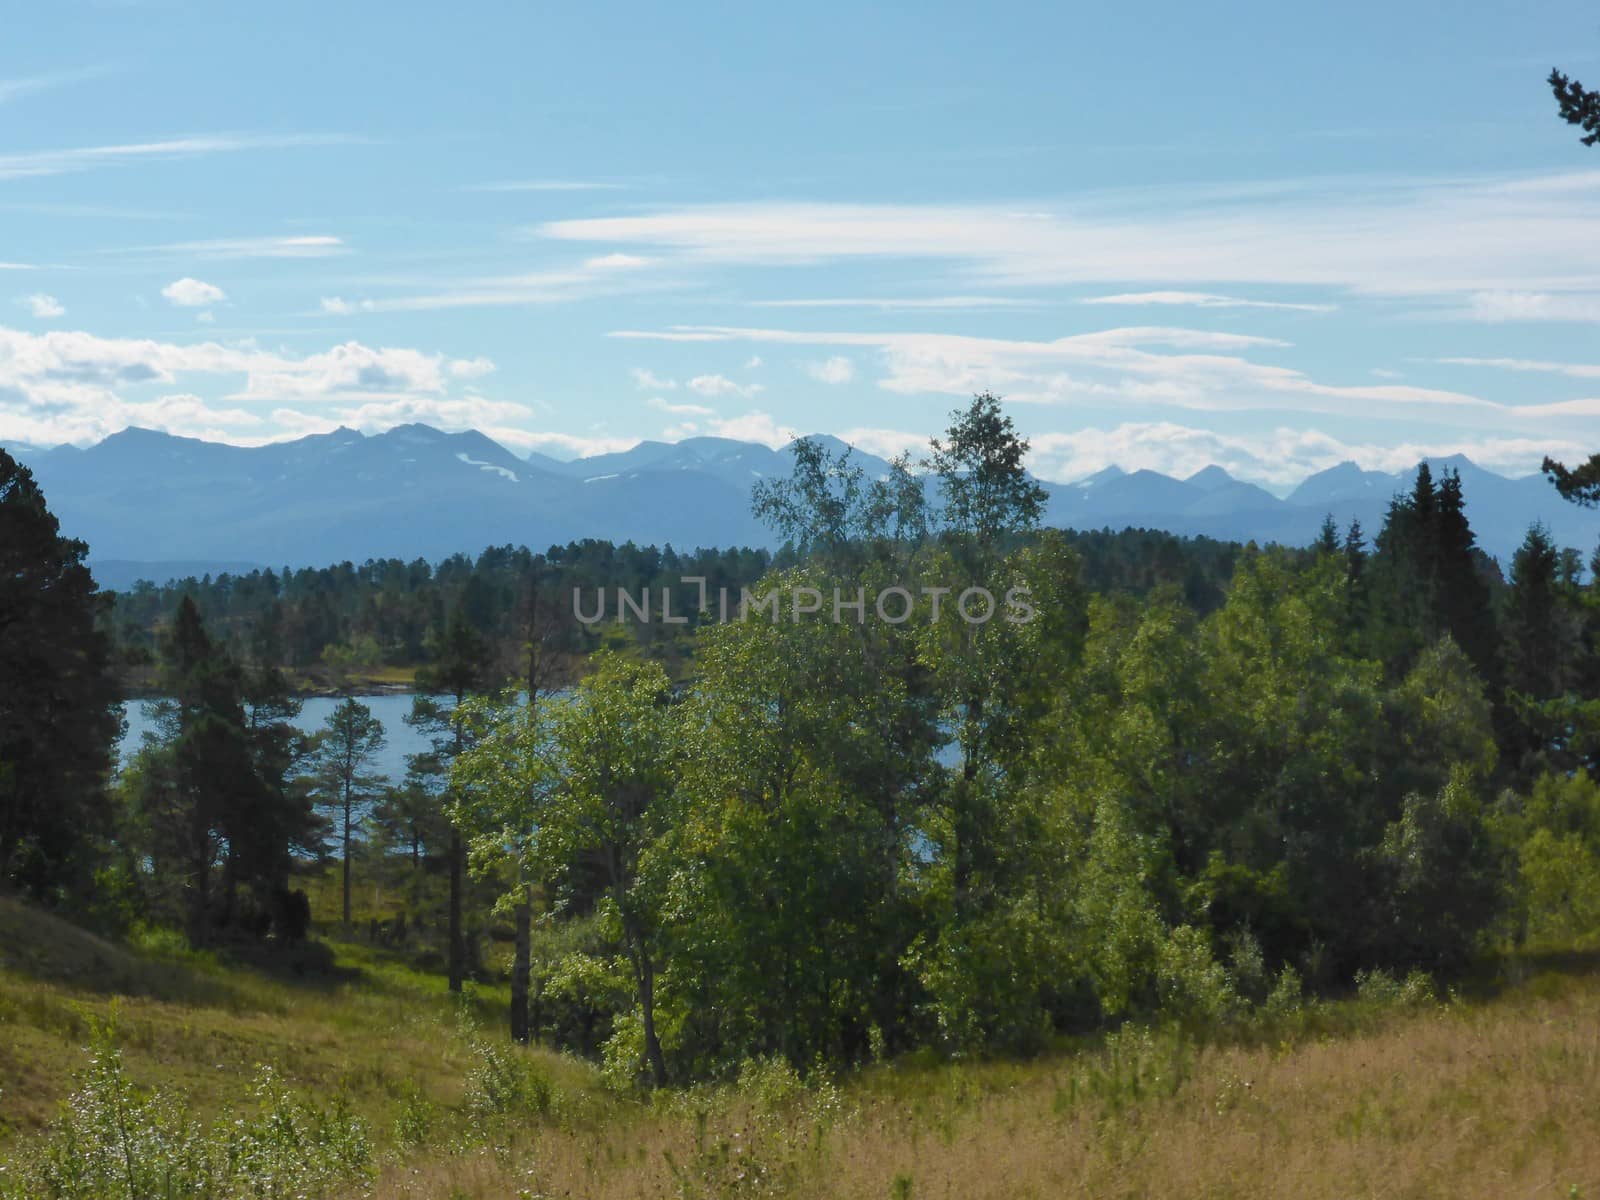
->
[[117, 693, 437, 786]]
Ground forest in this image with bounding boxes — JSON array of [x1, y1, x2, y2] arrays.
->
[[2, 396, 1599, 1196]]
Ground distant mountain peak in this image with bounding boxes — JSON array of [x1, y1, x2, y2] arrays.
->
[[1072, 464, 1126, 488], [1185, 465, 1236, 491]]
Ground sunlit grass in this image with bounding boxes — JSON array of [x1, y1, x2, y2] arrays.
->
[[5, 893, 1599, 1198]]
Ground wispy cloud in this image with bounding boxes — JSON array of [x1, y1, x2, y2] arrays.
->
[[542, 173, 1600, 306], [0, 65, 113, 106], [754, 296, 1033, 311], [462, 179, 628, 193], [609, 323, 1573, 430], [115, 235, 346, 260], [1083, 291, 1336, 313], [320, 254, 650, 313], [0, 133, 358, 181], [1435, 355, 1600, 379], [648, 396, 714, 417]]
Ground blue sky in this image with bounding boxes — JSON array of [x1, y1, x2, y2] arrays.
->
[[4, 0, 1600, 488]]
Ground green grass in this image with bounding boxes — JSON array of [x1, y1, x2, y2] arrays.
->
[[5, 892, 1600, 1198], [0, 893, 588, 1153]]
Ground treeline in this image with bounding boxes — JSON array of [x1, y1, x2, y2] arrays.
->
[[4, 397, 1600, 1090], [101, 529, 1243, 686], [105, 541, 775, 685]]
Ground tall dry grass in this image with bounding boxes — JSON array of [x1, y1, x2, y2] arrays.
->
[[370, 970, 1600, 1200]]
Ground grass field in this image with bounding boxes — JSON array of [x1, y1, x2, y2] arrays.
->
[[2, 893, 1598, 1199]]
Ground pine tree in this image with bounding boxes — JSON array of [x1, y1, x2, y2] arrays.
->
[[410, 612, 496, 992], [310, 698, 386, 926], [0, 450, 120, 899], [133, 597, 300, 945]]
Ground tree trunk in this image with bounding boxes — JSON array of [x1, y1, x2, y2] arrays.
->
[[187, 801, 211, 949], [342, 782, 353, 927], [510, 881, 531, 1043], [638, 949, 668, 1088], [447, 825, 464, 993]]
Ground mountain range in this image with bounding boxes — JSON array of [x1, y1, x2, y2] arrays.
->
[[3, 425, 1594, 590]]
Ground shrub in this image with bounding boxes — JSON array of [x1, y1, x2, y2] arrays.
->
[[464, 1034, 557, 1118], [0, 1023, 372, 1200]]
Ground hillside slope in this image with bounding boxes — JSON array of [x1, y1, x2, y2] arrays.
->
[[4, 896, 1599, 1198]]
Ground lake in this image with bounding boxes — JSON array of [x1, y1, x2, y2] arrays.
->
[[117, 693, 439, 786]]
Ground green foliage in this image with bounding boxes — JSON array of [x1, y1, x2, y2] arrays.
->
[[0, 1021, 372, 1200], [0, 449, 120, 902], [1503, 771, 1600, 945], [19, 394, 1600, 1109], [463, 1033, 558, 1118], [1353, 967, 1437, 1008]]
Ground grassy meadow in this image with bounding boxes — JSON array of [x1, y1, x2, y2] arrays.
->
[[2, 878, 1598, 1199]]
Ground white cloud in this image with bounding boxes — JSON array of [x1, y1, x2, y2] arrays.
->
[[610, 324, 1544, 428], [1436, 355, 1600, 379], [543, 173, 1600, 306], [1024, 423, 1583, 490], [121, 393, 264, 437], [687, 373, 764, 398], [1083, 291, 1336, 313], [318, 255, 651, 314], [125, 235, 345, 260], [754, 296, 1033, 311], [804, 356, 855, 385], [504, 430, 642, 460], [745, 355, 764, 368], [0, 323, 516, 447], [630, 367, 676, 390], [0, 134, 355, 181], [462, 179, 627, 193], [449, 357, 496, 379], [648, 396, 714, 417], [1460, 290, 1600, 323], [22, 294, 64, 319], [0, 66, 111, 106], [703, 410, 796, 447], [835, 426, 928, 461], [161, 277, 227, 308]]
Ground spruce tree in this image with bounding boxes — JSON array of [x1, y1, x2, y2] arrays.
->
[[0, 450, 120, 900], [1433, 469, 1500, 687]]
